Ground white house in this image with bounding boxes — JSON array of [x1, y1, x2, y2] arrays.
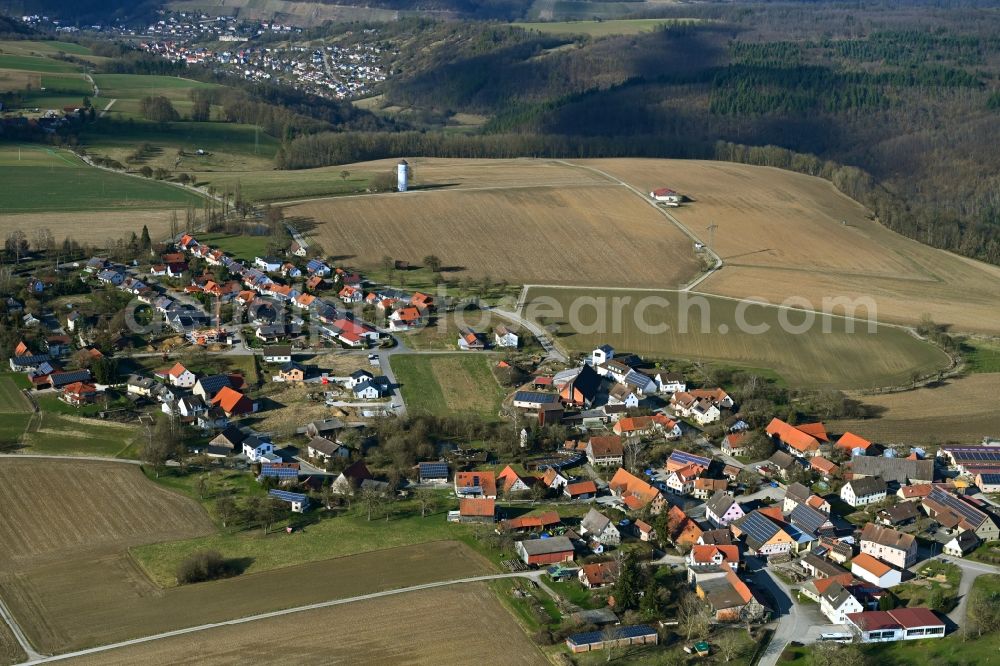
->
[[262, 345, 292, 364], [840, 477, 887, 507], [704, 491, 745, 527], [655, 372, 686, 394], [243, 436, 277, 462], [665, 465, 701, 495], [352, 380, 384, 400], [859, 523, 917, 569], [607, 383, 640, 409], [820, 582, 865, 625], [580, 508, 621, 546], [254, 256, 283, 273], [164, 363, 196, 388], [493, 325, 519, 348], [591, 344, 614, 367], [851, 553, 902, 588]]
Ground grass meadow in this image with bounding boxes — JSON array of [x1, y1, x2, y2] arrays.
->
[[390, 353, 506, 418]]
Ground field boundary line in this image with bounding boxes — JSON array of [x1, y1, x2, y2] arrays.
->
[[0, 594, 42, 661], [0, 453, 142, 465], [17, 572, 541, 665], [555, 160, 723, 290]]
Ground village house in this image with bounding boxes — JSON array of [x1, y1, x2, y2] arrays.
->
[[60, 381, 99, 407], [609, 468, 666, 513], [242, 435, 277, 463], [732, 511, 794, 556], [860, 523, 918, 568], [580, 508, 621, 546], [585, 435, 624, 467], [634, 520, 656, 542], [667, 505, 704, 546], [607, 383, 640, 409], [693, 477, 728, 500], [783, 482, 812, 513], [687, 544, 740, 572], [497, 465, 532, 495], [877, 501, 921, 527], [578, 561, 619, 589], [942, 532, 980, 558], [841, 477, 888, 507], [564, 480, 598, 500], [457, 328, 486, 351], [454, 470, 497, 499], [126, 374, 159, 398], [388, 306, 425, 331], [277, 361, 305, 382], [705, 491, 746, 527], [160, 362, 196, 388], [493, 325, 519, 348], [613, 416, 656, 439], [193, 374, 234, 401], [851, 552, 902, 588], [331, 461, 374, 495], [820, 581, 865, 625], [211, 386, 257, 417], [921, 486, 1000, 541], [696, 570, 765, 622], [666, 464, 703, 496], [721, 431, 749, 457], [766, 418, 821, 457]]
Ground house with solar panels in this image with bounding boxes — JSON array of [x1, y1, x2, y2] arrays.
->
[[732, 511, 794, 557], [269, 489, 310, 513], [258, 462, 300, 483], [418, 461, 449, 485], [921, 486, 1000, 541]]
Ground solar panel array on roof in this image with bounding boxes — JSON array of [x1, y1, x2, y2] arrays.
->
[[737, 511, 780, 545], [789, 503, 828, 536], [567, 625, 658, 646], [260, 463, 299, 480], [927, 487, 986, 526], [669, 450, 711, 468], [943, 447, 1000, 462], [269, 489, 308, 502], [979, 473, 1000, 484], [419, 462, 449, 478], [514, 391, 560, 404]]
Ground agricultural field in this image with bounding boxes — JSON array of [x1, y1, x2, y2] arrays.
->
[[390, 353, 507, 417], [60, 583, 545, 665], [0, 621, 24, 666], [288, 158, 701, 288], [5, 541, 489, 653], [581, 159, 1000, 334], [200, 167, 378, 203], [523, 287, 950, 389], [826, 373, 1000, 444], [511, 18, 700, 36], [0, 144, 202, 213], [0, 376, 29, 413], [0, 459, 213, 568], [962, 339, 1000, 373], [18, 410, 142, 458]]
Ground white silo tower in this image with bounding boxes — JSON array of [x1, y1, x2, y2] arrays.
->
[[397, 159, 409, 192]]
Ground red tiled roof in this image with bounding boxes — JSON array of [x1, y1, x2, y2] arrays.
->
[[766, 418, 820, 453], [852, 552, 892, 577], [459, 498, 495, 517]]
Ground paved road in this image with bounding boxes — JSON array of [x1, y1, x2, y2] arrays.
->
[[99, 98, 116, 117], [932, 557, 999, 624], [488, 304, 567, 363], [752, 565, 804, 666], [16, 571, 544, 665]]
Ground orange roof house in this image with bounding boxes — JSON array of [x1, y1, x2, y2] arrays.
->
[[610, 468, 666, 514], [667, 505, 704, 545], [613, 416, 656, 436], [497, 465, 532, 494], [454, 470, 497, 499], [411, 292, 434, 309], [836, 432, 873, 453], [810, 456, 840, 477], [690, 544, 740, 567], [766, 418, 820, 456], [796, 422, 830, 442], [210, 386, 255, 416]]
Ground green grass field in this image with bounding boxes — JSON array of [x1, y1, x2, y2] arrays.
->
[[963, 339, 1000, 373], [92, 73, 220, 101], [202, 168, 377, 203], [0, 39, 92, 56], [512, 18, 699, 36], [0, 376, 30, 413], [390, 353, 506, 417], [40, 72, 93, 95], [130, 475, 488, 587], [196, 232, 274, 261], [14, 396, 141, 457], [0, 145, 204, 213], [524, 287, 951, 389], [0, 53, 78, 73]]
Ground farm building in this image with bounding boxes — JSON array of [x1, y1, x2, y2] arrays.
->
[[418, 461, 450, 484], [500, 511, 561, 534], [258, 462, 300, 482], [513, 391, 560, 411], [846, 607, 945, 643], [585, 435, 624, 466], [456, 498, 495, 524], [268, 489, 310, 513], [921, 486, 1000, 541], [766, 418, 822, 457], [649, 187, 683, 204], [516, 536, 575, 566], [975, 472, 1000, 493], [566, 625, 658, 654], [563, 480, 598, 500]]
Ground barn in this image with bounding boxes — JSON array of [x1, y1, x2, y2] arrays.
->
[[515, 536, 575, 566]]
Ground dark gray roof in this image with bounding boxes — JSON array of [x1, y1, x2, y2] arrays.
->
[[519, 535, 574, 556], [581, 508, 613, 535], [418, 462, 449, 479], [785, 482, 811, 505], [821, 581, 856, 609], [850, 457, 934, 484], [789, 503, 829, 536], [514, 390, 560, 404], [735, 511, 780, 550], [49, 370, 91, 388], [770, 450, 796, 470], [848, 476, 887, 497], [263, 345, 291, 357], [705, 490, 737, 518], [879, 502, 921, 524], [196, 374, 232, 397], [802, 552, 848, 578]]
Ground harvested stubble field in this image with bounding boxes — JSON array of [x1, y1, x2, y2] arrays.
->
[[61, 583, 545, 666], [0, 459, 213, 568], [524, 287, 949, 389], [3, 541, 489, 654], [580, 159, 1000, 333], [287, 158, 700, 288], [0, 622, 24, 666], [826, 374, 1000, 444]]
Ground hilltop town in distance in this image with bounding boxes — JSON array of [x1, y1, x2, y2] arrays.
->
[[1, 2, 1000, 666]]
